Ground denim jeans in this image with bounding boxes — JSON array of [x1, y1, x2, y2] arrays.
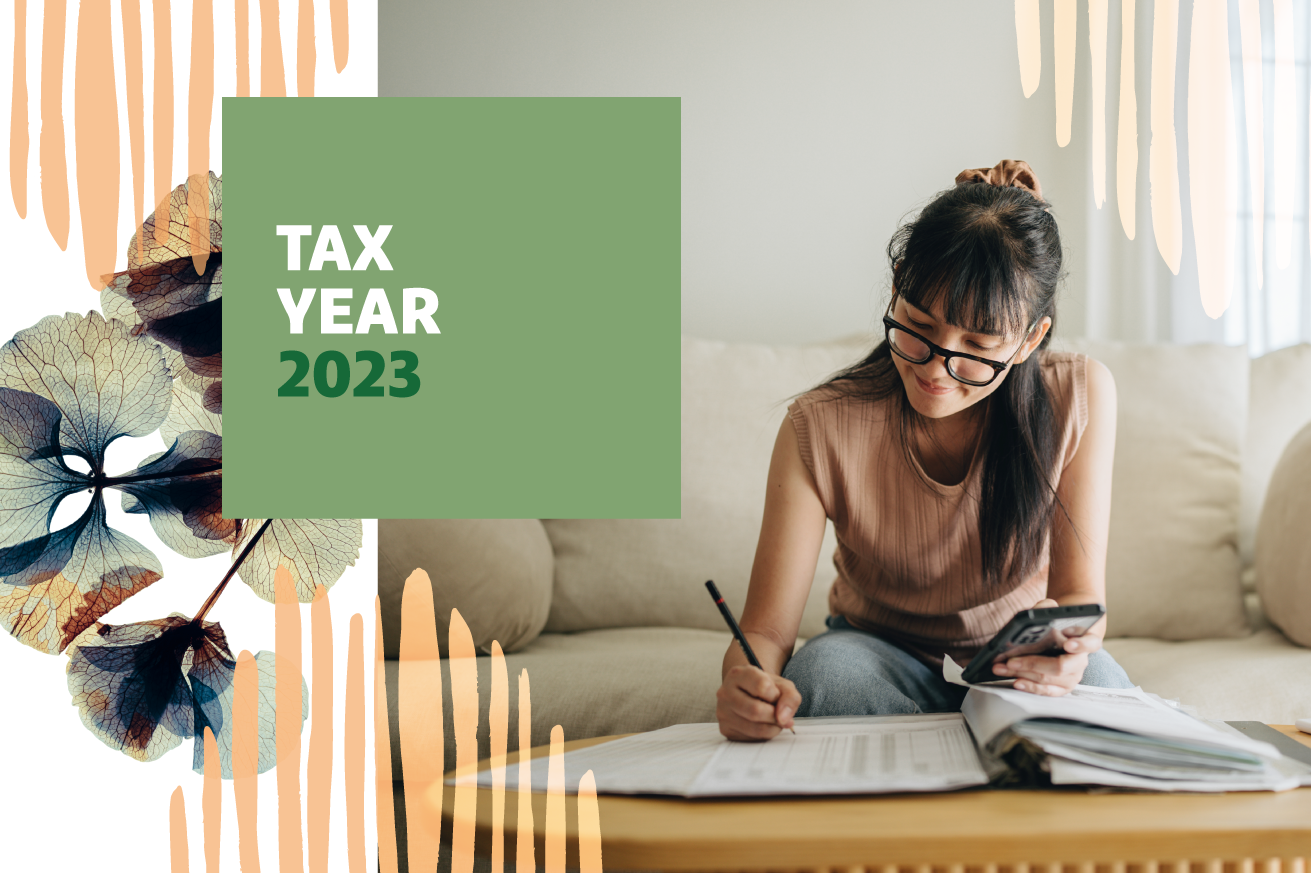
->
[[782, 614, 1136, 717]]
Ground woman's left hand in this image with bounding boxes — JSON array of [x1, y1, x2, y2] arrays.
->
[[989, 598, 1103, 696]]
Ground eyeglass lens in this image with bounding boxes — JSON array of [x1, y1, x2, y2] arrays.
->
[[887, 326, 996, 384]]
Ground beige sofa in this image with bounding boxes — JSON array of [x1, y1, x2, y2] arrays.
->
[[378, 335, 1311, 819]]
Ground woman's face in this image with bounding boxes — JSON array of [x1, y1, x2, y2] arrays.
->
[[890, 295, 1051, 422]]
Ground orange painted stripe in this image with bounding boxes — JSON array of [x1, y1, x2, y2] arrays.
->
[[517, 670, 534, 872], [1116, 0, 1138, 240], [203, 727, 221, 873], [10, 0, 27, 219], [308, 585, 333, 873], [1054, 0, 1075, 147], [233, 651, 261, 873], [121, 0, 145, 264], [297, 0, 315, 97], [345, 612, 366, 873], [73, 0, 119, 289], [188, 0, 215, 278], [1149, 0, 1183, 274], [374, 599, 399, 873], [488, 642, 508, 872], [546, 725, 565, 873], [274, 566, 304, 873], [170, 786, 189, 873], [577, 770, 602, 873], [151, 0, 173, 246], [38, 0, 67, 249], [448, 609, 478, 871], [399, 569, 443, 873], [258, 0, 287, 97], [235, 0, 250, 97], [330, 0, 350, 73]]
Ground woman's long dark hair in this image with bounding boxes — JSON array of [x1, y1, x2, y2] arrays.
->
[[820, 181, 1065, 587]]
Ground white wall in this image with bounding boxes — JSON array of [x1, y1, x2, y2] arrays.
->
[[381, 0, 1093, 345]]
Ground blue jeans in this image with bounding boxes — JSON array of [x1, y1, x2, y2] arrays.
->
[[782, 614, 1136, 717]]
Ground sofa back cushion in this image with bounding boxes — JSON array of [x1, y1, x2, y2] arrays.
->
[[543, 337, 870, 638], [1242, 343, 1311, 565], [378, 519, 554, 657], [546, 337, 1252, 642], [1054, 339, 1249, 639]]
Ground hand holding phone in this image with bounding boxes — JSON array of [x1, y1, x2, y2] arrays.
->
[[960, 601, 1106, 686]]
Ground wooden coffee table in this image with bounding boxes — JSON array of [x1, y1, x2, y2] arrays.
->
[[430, 727, 1311, 871]]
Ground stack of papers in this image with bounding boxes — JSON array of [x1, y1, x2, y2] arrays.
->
[[447, 665, 1311, 797]]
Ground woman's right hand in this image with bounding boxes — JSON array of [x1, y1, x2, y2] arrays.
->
[[716, 664, 801, 741]]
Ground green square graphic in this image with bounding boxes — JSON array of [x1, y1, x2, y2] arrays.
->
[[223, 98, 681, 519]]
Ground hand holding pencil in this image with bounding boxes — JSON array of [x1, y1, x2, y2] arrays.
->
[[707, 580, 800, 739]]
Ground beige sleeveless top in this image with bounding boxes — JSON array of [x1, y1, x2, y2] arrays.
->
[[787, 351, 1090, 668]]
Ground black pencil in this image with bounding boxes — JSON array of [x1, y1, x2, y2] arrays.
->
[[705, 579, 797, 735]]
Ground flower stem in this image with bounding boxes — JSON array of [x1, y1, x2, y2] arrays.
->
[[191, 518, 274, 625], [102, 462, 222, 487]]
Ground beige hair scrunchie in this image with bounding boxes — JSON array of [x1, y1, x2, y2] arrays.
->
[[955, 159, 1045, 202]]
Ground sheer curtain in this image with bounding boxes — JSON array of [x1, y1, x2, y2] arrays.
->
[[1225, 0, 1311, 355], [1081, 0, 1311, 355]]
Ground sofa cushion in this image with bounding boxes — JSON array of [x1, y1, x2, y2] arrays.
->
[[1255, 421, 1311, 647], [542, 336, 870, 639], [378, 519, 554, 658], [1054, 339, 1249, 640], [1243, 343, 1311, 565], [384, 627, 736, 778], [1103, 629, 1311, 723]]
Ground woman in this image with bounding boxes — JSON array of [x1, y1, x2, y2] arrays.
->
[[716, 160, 1134, 742]]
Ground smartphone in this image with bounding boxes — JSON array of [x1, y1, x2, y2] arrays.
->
[[960, 603, 1106, 684]]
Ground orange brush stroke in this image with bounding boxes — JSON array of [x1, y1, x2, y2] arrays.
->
[[275, 566, 304, 873], [1014, 0, 1040, 98], [297, 0, 315, 97], [576, 770, 602, 873], [1116, 0, 1138, 240], [1087, 0, 1107, 207], [152, 0, 173, 246], [345, 612, 366, 873], [170, 786, 189, 873], [308, 585, 333, 873], [121, 0, 145, 265], [1054, 0, 1074, 147], [235, 0, 249, 97], [546, 725, 565, 873], [517, 669, 534, 872], [399, 569, 443, 873], [39, 0, 68, 249], [203, 727, 221, 873], [330, 0, 349, 73], [74, 0, 119, 289], [258, 0, 287, 97], [1149, 0, 1183, 274], [10, 0, 27, 218], [374, 599, 399, 873], [1238, 0, 1264, 287], [234, 650, 261, 873], [489, 642, 508, 873], [188, 0, 214, 277], [448, 609, 478, 872]]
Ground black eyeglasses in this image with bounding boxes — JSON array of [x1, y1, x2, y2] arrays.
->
[[883, 300, 1037, 387]]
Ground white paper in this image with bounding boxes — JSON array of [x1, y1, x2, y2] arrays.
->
[[450, 713, 988, 796], [687, 714, 989, 795]]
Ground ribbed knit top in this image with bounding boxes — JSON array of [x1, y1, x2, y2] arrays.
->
[[787, 351, 1090, 668]]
